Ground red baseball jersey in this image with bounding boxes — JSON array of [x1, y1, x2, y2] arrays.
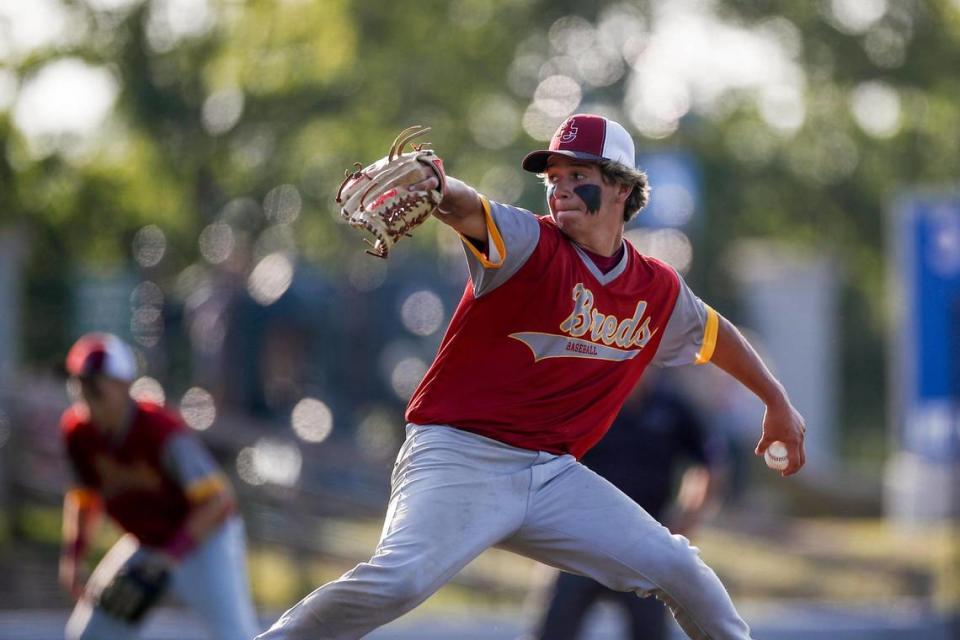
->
[[61, 402, 200, 547], [406, 199, 717, 459]]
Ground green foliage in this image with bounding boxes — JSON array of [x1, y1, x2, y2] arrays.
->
[[2, 0, 959, 442]]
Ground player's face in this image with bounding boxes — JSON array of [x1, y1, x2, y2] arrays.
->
[[75, 375, 131, 423], [543, 157, 621, 231]]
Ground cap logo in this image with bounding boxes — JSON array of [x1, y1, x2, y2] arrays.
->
[[558, 119, 578, 144]]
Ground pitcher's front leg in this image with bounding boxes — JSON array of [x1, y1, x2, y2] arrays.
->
[[258, 434, 529, 640], [507, 462, 752, 640]]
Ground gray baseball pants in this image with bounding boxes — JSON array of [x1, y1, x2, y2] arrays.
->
[[67, 516, 260, 640], [258, 424, 752, 640]]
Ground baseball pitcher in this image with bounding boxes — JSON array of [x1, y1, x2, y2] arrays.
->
[[259, 114, 806, 640]]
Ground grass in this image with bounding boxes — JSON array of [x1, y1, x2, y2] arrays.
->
[[698, 518, 956, 608], [248, 515, 958, 616], [6, 504, 956, 616]]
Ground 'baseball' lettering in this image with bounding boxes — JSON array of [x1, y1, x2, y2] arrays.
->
[[559, 283, 656, 348]]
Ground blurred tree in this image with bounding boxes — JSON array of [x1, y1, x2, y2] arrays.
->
[[1, 0, 959, 461]]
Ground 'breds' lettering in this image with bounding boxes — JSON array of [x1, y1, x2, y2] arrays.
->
[[559, 283, 656, 349]]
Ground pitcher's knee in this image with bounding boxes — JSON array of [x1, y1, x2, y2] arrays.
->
[[656, 537, 711, 580], [648, 536, 722, 593], [376, 569, 436, 609], [613, 533, 710, 594]]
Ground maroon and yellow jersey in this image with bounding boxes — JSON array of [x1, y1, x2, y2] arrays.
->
[[406, 199, 717, 459], [61, 401, 220, 547]]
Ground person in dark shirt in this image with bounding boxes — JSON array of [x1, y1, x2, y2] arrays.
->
[[528, 371, 726, 640]]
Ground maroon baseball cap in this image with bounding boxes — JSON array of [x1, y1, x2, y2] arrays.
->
[[522, 114, 636, 173], [65, 332, 138, 382]]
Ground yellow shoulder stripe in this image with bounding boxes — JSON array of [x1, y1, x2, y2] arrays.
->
[[66, 487, 99, 508], [694, 305, 719, 365], [458, 196, 506, 269], [185, 474, 227, 503]]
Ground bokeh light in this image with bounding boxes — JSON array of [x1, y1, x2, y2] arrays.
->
[[130, 304, 163, 348], [507, 54, 546, 97], [355, 407, 400, 461], [180, 386, 216, 431], [247, 252, 294, 306], [533, 75, 582, 119], [202, 87, 244, 136], [576, 48, 625, 88], [864, 25, 907, 68], [291, 397, 334, 444], [625, 228, 694, 275], [929, 211, 960, 277], [400, 290, 445, 337], [0, 0, 71, 60], [199, 222, 235, 265], [759, 84, 806, 135], [850, 81, 901, 139], [232, 129, 276, 173], [132, 225, 167, 268], [264, 184, 302, 224], [146, 0, 216, 54], [390, 357, 428, 400], [130, 376, 165, 405], [174, 263, 208, 301], [548, 15, 595, 55], [12, 58, 117, 155], [645, 183, 695, 228], [130, 304, 162, 329], [468, 95, 521, 150], [826, 0, 887, 35], [625, 71, 688, 139], [131, 280, 164, 308], [236, 438, 302, 487], [522, 103, 562, 141], [86, 0, 141, 9]]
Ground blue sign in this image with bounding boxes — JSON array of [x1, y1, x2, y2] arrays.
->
[[893, 194, 960, 462]]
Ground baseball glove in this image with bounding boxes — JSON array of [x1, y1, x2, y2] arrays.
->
[[96, 553, 171, 624], [336, 125, 446, 258]]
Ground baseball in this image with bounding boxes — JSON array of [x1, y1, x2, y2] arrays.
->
[[764, 441, 789, 471]]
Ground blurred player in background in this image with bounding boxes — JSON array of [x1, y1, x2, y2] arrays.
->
[[260, 114, 805, 640], [58, 332, 259, 640], [527, 371, 727, 640]]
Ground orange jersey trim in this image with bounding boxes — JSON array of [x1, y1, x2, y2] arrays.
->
[[694, 305, 719, 365], [458, 196, 506, 269], [185, 473, 227, 503], [66, 487, 100, 509]]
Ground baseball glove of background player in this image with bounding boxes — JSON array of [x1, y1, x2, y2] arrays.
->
[[96, 553, 171, 624], [336, 125, 446, 258]]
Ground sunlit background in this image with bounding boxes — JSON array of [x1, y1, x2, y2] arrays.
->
[[0, 0, 957, 638]]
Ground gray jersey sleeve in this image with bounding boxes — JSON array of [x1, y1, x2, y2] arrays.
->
[[162, 433, 223, 498], [462, 198, 540, 297], [652, 271, 719, 368]]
